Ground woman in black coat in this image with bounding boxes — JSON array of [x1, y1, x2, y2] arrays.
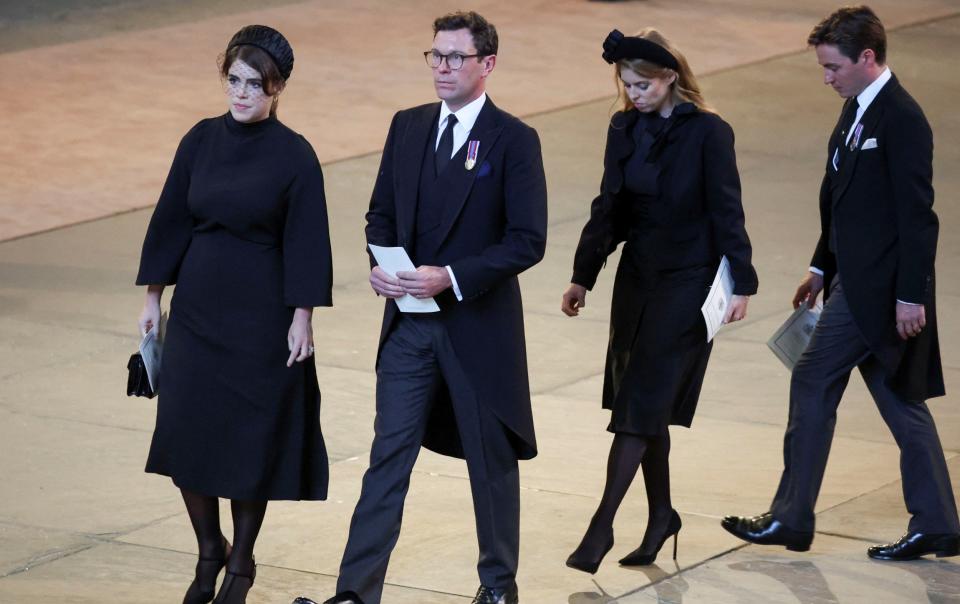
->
[[562, 29, 758, 573], [136, 25, 332, 604]]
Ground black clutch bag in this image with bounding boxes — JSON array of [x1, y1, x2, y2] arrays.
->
[[127, 352, 156, 398]]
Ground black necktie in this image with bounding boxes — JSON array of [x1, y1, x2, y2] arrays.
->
[[838, 98, 860, 153], [435, 114, 458, 175]]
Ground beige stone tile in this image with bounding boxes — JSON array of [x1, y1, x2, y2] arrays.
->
[[3, 1, 958, 241], [120, 458, 748, 602], [623, 532, 959, 603], [405, 392, 904, 522], [0, 316, 132, 381], [316, 366, 377, 463], [0, 541, 468, 603], [0, 521, 96, 578], [0, 340, 157, 432], [816, 455, 960, 543], [0, 407, 182, 535]]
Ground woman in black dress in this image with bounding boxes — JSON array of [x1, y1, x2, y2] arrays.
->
[[136, 25, 332, 603], [562, 29, 758, 573]]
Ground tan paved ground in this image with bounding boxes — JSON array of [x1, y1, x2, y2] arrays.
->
[[1, 2, 959, 603], [1, 0, 958, 241]]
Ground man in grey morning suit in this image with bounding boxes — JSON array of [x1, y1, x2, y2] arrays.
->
[[293, 11, 547, 604], [723, 5, 959, 561]]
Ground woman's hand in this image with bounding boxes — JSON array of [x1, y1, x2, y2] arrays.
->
[[723, 294, 749, 324], [561, 284, 588, 317], [138, 285, 164, 336], [287, 307, 314, 367]]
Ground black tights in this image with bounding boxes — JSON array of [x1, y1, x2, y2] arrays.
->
[[182, 489, 266, 577], [571, 431, 673, 559]]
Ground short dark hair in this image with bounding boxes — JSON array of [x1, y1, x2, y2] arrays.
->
[[808, 5, 886, 64], [433, 11, 498, 57]]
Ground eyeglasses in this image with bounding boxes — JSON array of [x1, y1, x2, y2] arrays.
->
[[423, 50, 482, 70]]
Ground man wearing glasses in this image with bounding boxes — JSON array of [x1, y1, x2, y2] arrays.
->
[[294, 11, 547, 604]]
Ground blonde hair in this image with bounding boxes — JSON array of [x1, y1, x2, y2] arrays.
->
[[613, 28, 712, 114]]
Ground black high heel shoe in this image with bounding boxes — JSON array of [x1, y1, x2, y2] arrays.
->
[[184, 537, 232, 604], [565, 528, 614, 575], [618, 510, 682, 566], [213, 558, 256, 604]]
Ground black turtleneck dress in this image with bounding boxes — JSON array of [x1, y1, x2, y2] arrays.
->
[[572, 106, 758, 436], [136, 113, 333, 500]]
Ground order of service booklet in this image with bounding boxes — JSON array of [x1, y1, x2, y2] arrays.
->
[[767, 299, 822, 370]]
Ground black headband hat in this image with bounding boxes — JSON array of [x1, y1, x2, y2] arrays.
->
[[227, 25, 294, 80], [601, 29, 679, 71]]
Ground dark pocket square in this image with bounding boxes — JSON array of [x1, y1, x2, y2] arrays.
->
[[476, 161, 493, 178]]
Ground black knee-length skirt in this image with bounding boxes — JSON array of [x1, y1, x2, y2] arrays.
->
[[602, 255, 715, 435]]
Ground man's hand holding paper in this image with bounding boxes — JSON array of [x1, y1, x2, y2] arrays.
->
[[792, 271, 824, 309], [370, 266, 405, 299], [396, 266, 452, 299], [367, 245, 441, 313]]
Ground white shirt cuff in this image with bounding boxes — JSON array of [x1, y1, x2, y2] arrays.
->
[[809, 266, 824, 276], [446, 265, 463, 301], [897, 299, 921, 306]]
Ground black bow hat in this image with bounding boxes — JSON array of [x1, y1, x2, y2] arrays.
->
[[227, 25, 294, 80], [601, 29, 679, 71]]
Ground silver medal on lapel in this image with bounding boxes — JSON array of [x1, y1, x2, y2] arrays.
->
[[465, 140, 480, 170]]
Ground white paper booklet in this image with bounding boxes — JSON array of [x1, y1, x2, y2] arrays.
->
[[367, 244, 441, 313], [139, 312, 166, 392], [701, 256, 734, 342], [767, 300, 822, 370]]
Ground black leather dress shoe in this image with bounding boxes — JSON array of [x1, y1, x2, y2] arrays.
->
[[471, 582, 519, 604], [721, 512, 814, 552], [867, 532, 960, 561], [292, 592, 364, 604]]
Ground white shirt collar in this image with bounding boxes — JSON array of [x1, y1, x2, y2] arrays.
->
[[856, 67, 891, 111], [439, 92, 487, 132]]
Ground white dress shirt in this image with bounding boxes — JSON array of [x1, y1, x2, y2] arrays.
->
[[435, 93, 487, 301], [436, 92, 487, 156]]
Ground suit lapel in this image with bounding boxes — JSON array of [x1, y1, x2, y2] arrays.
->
[[397, 104, 441, 247], [831, 78, 895, 204], [436, 98, 504, 246], [827, 98, 853, 171]]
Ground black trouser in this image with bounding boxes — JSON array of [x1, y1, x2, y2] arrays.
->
[[770, 279, 959, 535], [336, 315, 520, 604]]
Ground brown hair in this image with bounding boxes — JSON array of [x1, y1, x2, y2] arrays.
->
[[433, 11, 498, 57], [219, 45, 286, 116], [808, 5, 886, 65], [614, 28, 712, 115]]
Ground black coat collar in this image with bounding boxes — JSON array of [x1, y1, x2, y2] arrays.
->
[[605, 103, 698, 194]]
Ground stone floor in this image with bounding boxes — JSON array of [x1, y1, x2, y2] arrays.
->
[[1, 1, 959, 603]]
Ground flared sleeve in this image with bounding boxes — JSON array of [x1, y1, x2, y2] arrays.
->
[[282, 136, 333, 308], [136, 121, 204, 285]]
